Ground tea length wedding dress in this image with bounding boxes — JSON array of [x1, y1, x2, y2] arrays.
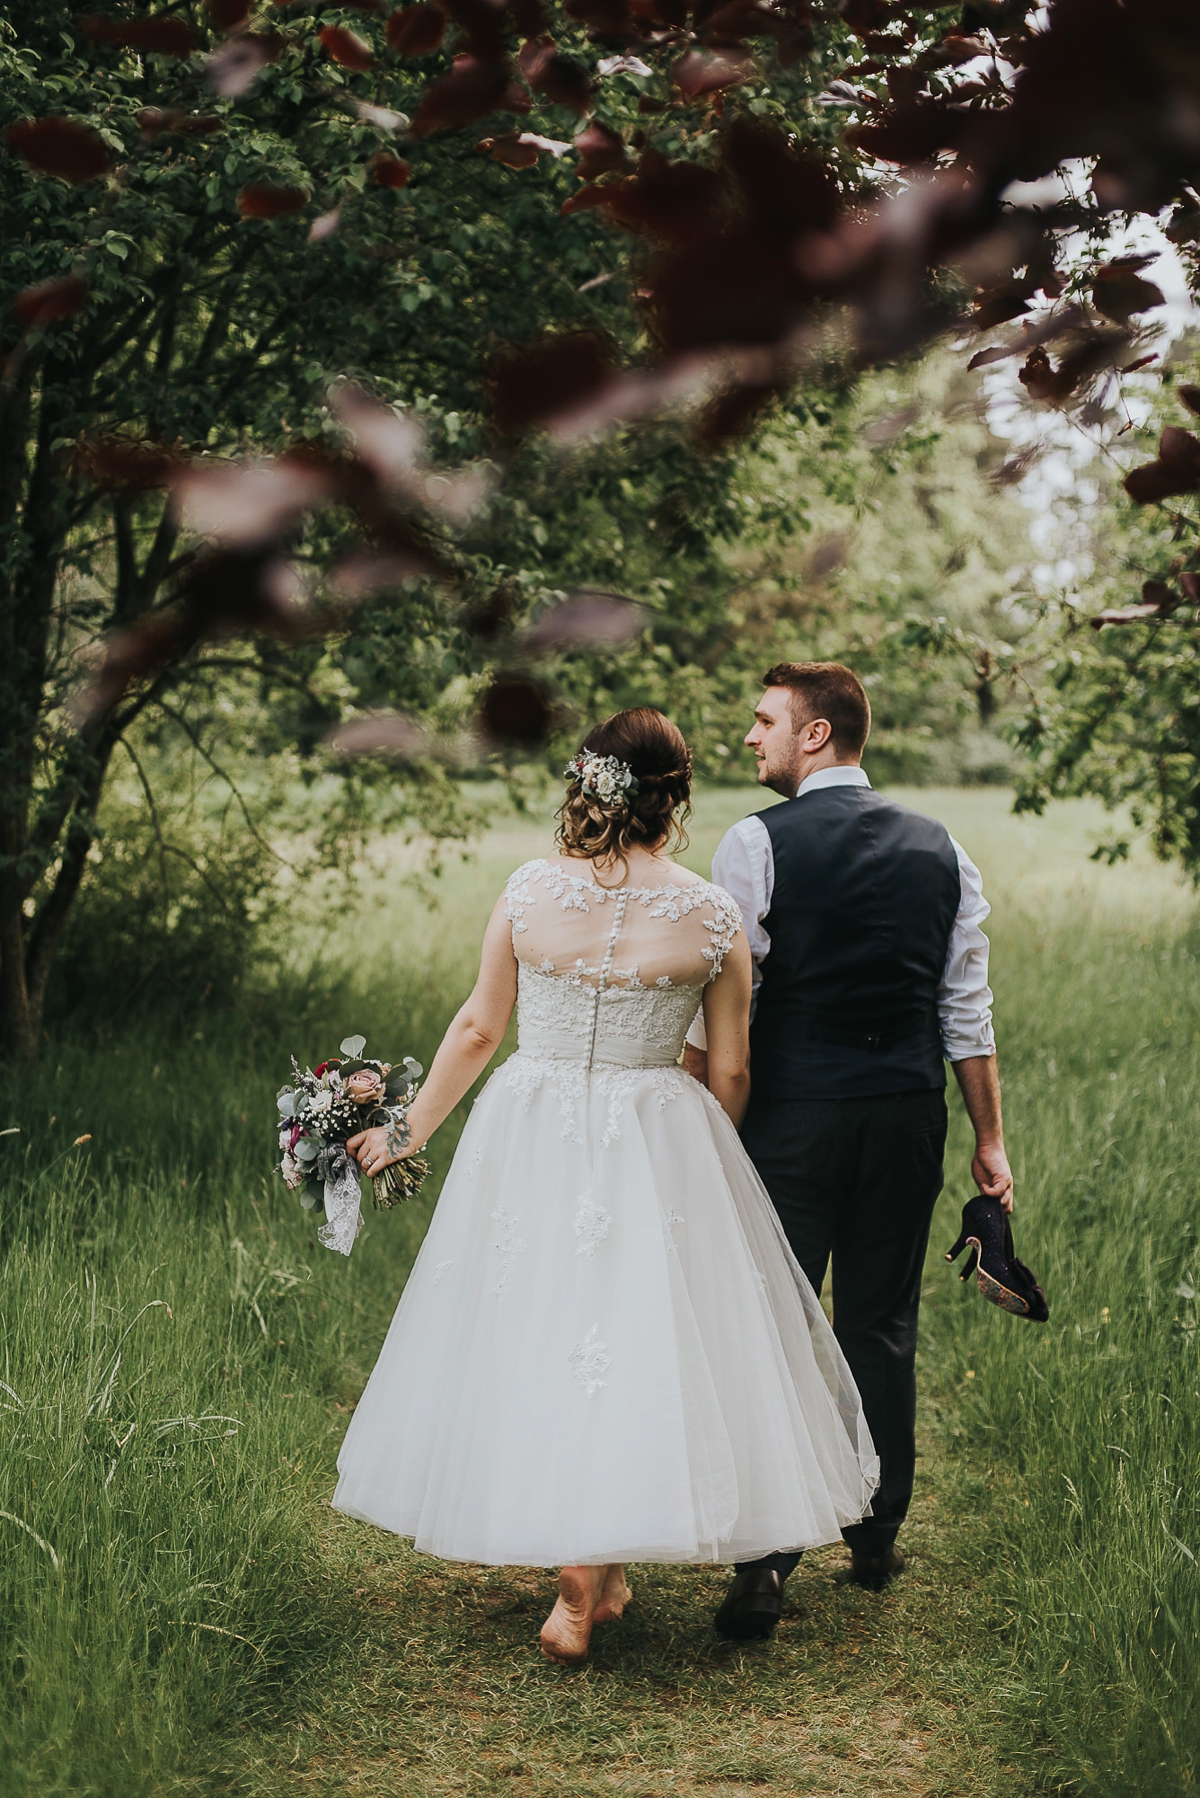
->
[[333, 858, 878, 1565]]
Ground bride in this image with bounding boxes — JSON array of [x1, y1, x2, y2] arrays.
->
[[336, 707, 877, 1665]]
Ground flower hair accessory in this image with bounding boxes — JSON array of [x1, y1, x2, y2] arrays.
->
[[564, 749, 639, 806]]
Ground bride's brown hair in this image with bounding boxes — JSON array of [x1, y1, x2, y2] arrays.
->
[[556, 708, 693, 863]]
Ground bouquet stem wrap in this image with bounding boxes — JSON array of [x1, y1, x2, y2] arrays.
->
[[316, 1142, 364, 1258]]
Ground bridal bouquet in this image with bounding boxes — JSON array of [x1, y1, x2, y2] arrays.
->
[[276, 1034, 427, 1257]]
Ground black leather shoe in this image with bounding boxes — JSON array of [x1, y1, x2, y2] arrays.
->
[[847, 1545, 906, 1592], [714, 1568, 784, 1640]]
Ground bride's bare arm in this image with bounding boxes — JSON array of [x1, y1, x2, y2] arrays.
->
[[697, 930, 752, 1127], [349, 894, 517, 1171]]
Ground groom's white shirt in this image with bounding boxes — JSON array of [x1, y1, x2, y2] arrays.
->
[[686, 764, 995, 1061]]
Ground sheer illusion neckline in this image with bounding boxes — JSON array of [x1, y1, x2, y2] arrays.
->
[[539, 856, 709, 901]]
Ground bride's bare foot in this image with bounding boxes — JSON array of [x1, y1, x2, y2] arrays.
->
[[540, 1565, 605, 1666], [592, 1563, 631, 1624]]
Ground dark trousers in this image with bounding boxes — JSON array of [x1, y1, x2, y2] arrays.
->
[[738, 1087, 947, 1571]]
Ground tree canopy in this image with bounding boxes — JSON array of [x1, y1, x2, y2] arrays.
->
[[5, 0, 1200, 1053]]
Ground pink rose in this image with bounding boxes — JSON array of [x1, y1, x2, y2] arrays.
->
[[345, 1067, 386, 1105]]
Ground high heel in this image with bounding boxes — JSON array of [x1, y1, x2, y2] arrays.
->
[[946, 1194, 1049, 1322]]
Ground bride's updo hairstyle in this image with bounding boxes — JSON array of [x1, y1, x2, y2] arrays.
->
[[556, 708, 693, 863]]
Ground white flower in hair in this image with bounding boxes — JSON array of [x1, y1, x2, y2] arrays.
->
[[564, 750, 639, 805]]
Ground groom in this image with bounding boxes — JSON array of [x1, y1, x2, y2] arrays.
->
[[682, 661, 1012, 1638]]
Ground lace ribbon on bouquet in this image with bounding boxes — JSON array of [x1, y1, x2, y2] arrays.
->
[[316, 1142, 363, 1257]]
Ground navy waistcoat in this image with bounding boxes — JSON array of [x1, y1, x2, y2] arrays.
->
[[747, 785, 961, 1101]]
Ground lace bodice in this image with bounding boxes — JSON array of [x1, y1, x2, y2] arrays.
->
[[504, 858, 741, 1071]]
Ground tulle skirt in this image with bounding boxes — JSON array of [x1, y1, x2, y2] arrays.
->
[[332, 1056, 878, 1565]]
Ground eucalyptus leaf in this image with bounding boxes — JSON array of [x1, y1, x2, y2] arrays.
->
[[341, 1035, 367, 1058], [277, 1091, 295, 1116], [294, 1138, 319, 1162]]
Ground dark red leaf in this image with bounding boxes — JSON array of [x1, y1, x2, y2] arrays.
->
[[967, 345, 1015, 370], [6, 117, 111, 183], [174, 459, 335, 546], [847, 100, 969, 166], [491, 332, 617, 434], [723, 118, 840, 245], [1142, 579, 1180, 613], [521, 40, 594, 112], [77, 14, 198, 54], [330, 551, 430, 597], [410, 56, 513, 136], [1120, 355, 1157, 374], [525, 590, 644, 649], [369, 150, 411, 185], [574, 120, 629, 179], [139, 107, 224, 137], [1124, 430, 1200, 504], [323, 713, 430, 758], [385, 2, 446, 52], [207, 33, 282, 94], [565, 0, 633, 34], [973, 281, 1034, 331], [574, 147, 723, 244], [1018, 336, 1128, 405], [1178, 385, 1200, 417], [509, 0, 549, 35], [442, 0, 510, 61], [1092, 260, 1165, 326], [560, 182, 614, 215], [480, 676, 553, 745], [465, 586, 515, 641], [1090, 605, 1162, 629], [1159, 426, 1200, 475], [13, 275, 88, 329], [318, 25, 376, 69], [671, 49, 752, 99], [477, 131, 538, 167], [71, 438, 182, 488], [698, 379, 778, 444], [1182, 571, 1200, 605], [237, 182, 308, 218], [838, 0, 894, 35], [205, 0, 250, 26]]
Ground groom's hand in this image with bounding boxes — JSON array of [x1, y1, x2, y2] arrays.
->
[[682, 1045, 709, 1087], [951, 1054, 1014, 1213], [971, 1140, 1014, 1214]]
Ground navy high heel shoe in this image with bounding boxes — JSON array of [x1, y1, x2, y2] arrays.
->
[[946, 1194, 1049, 1322]]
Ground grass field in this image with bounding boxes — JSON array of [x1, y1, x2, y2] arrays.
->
[[2, 785, 1198, 1798]]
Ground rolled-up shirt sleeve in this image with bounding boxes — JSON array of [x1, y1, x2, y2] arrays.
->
[[685, 815, 773, 1053], [939, 838, 996, 1062]]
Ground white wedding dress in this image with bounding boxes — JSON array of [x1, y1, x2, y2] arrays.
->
[[332, 857, 878, 1566]]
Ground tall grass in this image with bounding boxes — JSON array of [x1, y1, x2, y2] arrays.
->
[[932, 885, 1200, 1795], [0, 985, 462, 1797], [1, 787, 1197, 1796]]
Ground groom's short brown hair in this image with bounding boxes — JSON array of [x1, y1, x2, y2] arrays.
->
[[762, 661, 871, 757]]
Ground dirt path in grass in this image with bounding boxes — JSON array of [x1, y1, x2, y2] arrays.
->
[[188, 1386, 1017, 1798]]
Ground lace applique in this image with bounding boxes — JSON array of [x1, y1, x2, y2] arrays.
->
[[432, 1259, 452, 1285], [503, 1054, 686, 1146], [569, 1324, 610, 1397], [489, 1207, 527, 1298], [504, 858, 741, 985], [574, 1195, 611, 1259], [701, 884, 742, 979], [503, 861, 542, 935], [667, 1207, 686, 1226]]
